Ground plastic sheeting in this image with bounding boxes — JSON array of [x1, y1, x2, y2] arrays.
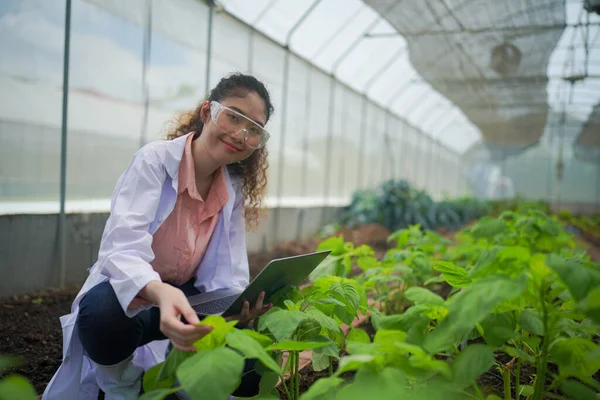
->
[[364, 0, 566, 155]]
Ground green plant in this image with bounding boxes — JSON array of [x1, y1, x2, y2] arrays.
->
[[341, 179, 490, 232], [257, 276, 368, 398], [0, 356, 37, 400], [142, 276, 368, 400]]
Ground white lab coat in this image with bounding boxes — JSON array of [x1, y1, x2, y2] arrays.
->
[[42, 132, 250, 400]]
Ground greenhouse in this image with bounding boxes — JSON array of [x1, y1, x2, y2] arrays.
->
[[0, 0, 599, 399]]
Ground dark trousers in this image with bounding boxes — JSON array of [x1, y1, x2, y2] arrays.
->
[[77, 280, 262, 398]]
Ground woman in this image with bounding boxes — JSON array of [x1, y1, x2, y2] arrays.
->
[[43, 73, 275, 400]]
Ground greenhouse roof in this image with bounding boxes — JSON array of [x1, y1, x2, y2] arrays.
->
[[221, 0, 600, 159]]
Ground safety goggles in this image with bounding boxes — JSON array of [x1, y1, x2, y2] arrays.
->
[[210, 101, 270, 149]]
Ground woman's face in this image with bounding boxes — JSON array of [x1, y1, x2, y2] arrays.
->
[[198, 91, 267, 165]]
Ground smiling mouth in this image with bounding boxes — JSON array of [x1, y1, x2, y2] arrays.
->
[[221, 139, 241, 152]]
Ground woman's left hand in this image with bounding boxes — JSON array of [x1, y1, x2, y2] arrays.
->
[[225, 291, 272, 324]]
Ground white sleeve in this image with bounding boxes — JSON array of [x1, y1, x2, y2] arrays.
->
[[229, 182, 250, 289], [96, 146, 165, 317]]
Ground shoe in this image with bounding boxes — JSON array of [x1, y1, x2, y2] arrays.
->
[[94, 355, 143, 400]]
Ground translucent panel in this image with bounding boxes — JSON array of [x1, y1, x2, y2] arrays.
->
[[0, 0, 66, 203], [340, 89, 365, 198], [249, 34, 286, 200], [279, 54, 311, 199], [66, 0, 145, 200], [147, 0, 209, 116], [304, 69, 332, 198], [211, 12, 251, 88]]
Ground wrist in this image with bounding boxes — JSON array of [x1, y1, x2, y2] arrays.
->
[[139, 280, 166, 304]]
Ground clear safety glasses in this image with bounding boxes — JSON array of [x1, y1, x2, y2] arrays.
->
[[210, 101, 270, 149]]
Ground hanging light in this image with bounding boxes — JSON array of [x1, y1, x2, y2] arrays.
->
[[584, 0, 600, 15], [490, 42, 522, 77]]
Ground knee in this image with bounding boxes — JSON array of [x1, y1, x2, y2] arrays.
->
[[77, 282, 137, 364], [78, 282, 125, 329]]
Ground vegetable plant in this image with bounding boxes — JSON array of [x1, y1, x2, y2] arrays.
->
[[0, 356, 37, 400]]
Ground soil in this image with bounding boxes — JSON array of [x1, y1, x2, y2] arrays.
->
[[2, 223, 598, 397]]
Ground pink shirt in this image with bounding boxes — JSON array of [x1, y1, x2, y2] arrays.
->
[[150, 134, 229, 285]]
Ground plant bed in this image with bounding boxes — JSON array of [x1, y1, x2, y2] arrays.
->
[[276, 358, 355, 400], [0, 224, 396, 396]]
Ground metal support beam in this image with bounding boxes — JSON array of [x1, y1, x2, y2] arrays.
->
[[205, 5, 214, 95], [409, 75, 600, 85], [139, 0, 153, 148], [59, 0, 72, 288], [365, 21, 600, 38]]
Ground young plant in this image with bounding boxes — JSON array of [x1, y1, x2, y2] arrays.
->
[[0, 356, 37, 400], [428, 211, 600, 399], [256, 276, 368, 399], [308, 235, 376, 280], [141, 316, 284, 400]]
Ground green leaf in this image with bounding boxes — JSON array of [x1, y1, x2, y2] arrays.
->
[[433, 261, 472, 288], [138, 388, 180, 400], [312, 343, 340, 372], [470, 217, 507, 239], [225, 330, 282, 374], [578, 287, 600, 325], [560, 379, 598, 400], [498, 246, 531, 263], [304, 307, 341, 332], [424, 276, 527, 354], [451, 344, 495, 389], [404, 287, 444, 306], [346, 328, 371, 344], [259, 309, 309, 341], [424, 275, 446, 285], [317, 236, 346, 255], [309, 256, 342, 280], [240, 329, 274, 348], [300, 376, 344, 400], [266, 338, 332, 351], [0, 374, 37, 400], [374, 329, 407, 346], [0, 356, 21, 373], [193, 315, 237, 351], [177, 348, 244, 400], [485, 395, 503, 400], [550, 337, 600, 378], [143, 361, 178, 393], [357, 256, 379, 272], [480, 312, 517, 347], [156, 349, 195, 390], [517, 385, 534, 397], [546, 254, 600, 302], [296, 319, 324, 342], [518, 309, 545, 336], [335, 355, 376, 376], [336, 367, 458, 400], [501, 346, 535, 363]]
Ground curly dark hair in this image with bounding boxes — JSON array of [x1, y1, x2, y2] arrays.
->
[[165, 73, 274, 230]]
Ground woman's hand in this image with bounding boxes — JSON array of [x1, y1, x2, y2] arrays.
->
[[225, 291, 272, 325], [140, 281, 213, 352]]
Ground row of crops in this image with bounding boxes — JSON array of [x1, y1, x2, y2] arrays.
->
[[135, 205, 598, 399], [1, 187, 599, 399]]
